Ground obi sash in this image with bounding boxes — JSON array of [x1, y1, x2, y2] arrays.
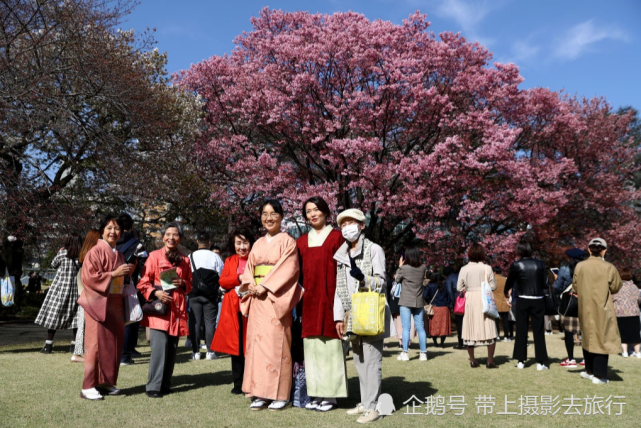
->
[[254, 265, 274, 285], [110, 276, 124, 295]]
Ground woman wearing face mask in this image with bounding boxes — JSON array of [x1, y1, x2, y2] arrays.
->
[[239, 200, 302, 411], [137, 222, 192, 398], [212, 228, 255, 395], [78, 215, 134, 400], [296, 197, 347, 412], [333, 208, 388, 424]]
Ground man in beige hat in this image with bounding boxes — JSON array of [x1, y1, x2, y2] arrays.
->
[[573, 238, 623, 385], [333, 208, 387, 423]]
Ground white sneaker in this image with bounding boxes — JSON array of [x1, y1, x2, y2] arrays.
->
[[545, 331, 553, 336], [346, 404, 366, 416], [635, 352, 641, 359], [419, 352, 427, 361], [80, 388, 104, 400], [516, 361, 525, 369], [580, 371, 594, 380], [622, 352, 629, 358], [250, 398, 269, 410], [357, 409, 382, 423], [592, 377, 609, 385], [268, 400, 291, 411], [192, 352, 201, 360], [200, 343, 207, 350], [205, 352, 217, 360], [537, 363, 549, 371], [397, 351, 409, 361]]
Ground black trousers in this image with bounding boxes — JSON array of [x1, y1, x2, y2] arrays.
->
[[495, 312, 512, 338], [583, 349, 609, 379], [513, 298, 548, 364], [455, 314, 464, 346], [189, 296, 218, 353], [231, 311, 245, 390]]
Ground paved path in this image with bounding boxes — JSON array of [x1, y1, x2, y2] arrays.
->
[[0, 322, 75, 349]]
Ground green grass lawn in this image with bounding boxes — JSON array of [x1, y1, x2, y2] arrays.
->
[[1, 333, 639, 427]]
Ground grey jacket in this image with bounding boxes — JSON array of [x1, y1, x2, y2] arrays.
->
[[395, 264, 427, 308]]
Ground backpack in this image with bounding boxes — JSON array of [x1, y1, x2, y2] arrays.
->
[[189, 251, 220, 301]]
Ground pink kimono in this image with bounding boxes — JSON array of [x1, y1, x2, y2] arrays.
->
[[240, 232, 302, 401]]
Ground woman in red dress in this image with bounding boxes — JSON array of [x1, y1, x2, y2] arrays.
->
[[212, 228, 255, 394]]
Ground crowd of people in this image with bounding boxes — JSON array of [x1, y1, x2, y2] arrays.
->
[[32, 198, 639, 423]]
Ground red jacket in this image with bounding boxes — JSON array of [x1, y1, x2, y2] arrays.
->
[[212, 254, 248, 355], [137, 249, 192, 336]]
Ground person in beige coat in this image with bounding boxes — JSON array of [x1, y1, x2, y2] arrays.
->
[[492, 268, 512, 341], [573, 238, 623, 385], [457, 243, 498, 369]]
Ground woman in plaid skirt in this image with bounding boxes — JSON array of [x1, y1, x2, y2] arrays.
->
[[34, 234, 83, 354], [553, 248, 587, 368]]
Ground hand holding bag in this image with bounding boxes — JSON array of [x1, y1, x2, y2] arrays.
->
[[123, 280, 143, 324], [351, 278, 385, 336], [454, 291, 466, 315], [141, 286, 169, 316], [481, 266, 500, 319]]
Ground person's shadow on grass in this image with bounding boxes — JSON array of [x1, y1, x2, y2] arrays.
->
[[119, 370, 234, 396]]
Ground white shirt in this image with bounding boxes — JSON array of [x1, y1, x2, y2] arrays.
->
[[189, 249, 224, 275]]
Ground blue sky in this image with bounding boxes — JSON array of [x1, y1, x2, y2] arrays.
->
[[125, 0, 641, 110]]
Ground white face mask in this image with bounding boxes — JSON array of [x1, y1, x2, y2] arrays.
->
[[342, 224, 361, 242]]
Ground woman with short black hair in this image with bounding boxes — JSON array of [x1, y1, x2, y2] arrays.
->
[[504, 239, 550, 370], [137, 222, 192, 398], [35, 233, 84, 354], [212, 228, 255, 394]]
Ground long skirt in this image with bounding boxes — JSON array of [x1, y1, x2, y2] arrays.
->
[[429, 306, 451, 337], [303, 336, 348, 398], [82, 295, 124, 389], [243, 295, 293, 401], [617, 316, 641, 344]]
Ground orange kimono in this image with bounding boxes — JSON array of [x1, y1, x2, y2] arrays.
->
[[240, 232, 302, 401]]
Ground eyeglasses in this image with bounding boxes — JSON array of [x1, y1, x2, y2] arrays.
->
[[261, 213, 281, 220]]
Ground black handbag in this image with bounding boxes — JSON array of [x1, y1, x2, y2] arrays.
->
[[141, 286, 169, 316], [543, 285, 560, 316], [558, 291, 578, 317]]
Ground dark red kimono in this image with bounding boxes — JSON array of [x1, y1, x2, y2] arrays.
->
[[297, 229, 344, 339]]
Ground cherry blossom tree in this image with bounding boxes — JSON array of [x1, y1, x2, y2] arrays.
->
[[179, 8, 640, 266]]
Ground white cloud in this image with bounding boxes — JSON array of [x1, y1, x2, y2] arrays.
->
[[433, 0, 504, 45], [553, 19, 629, 61]]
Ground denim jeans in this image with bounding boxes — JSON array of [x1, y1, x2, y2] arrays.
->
[[400, 306, 426, 352]]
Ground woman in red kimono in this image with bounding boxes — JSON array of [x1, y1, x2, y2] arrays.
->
[[137, 222, 192, 398], [212, 228, 255, 395], [239, 199, 302, 411], [297, 197, 347, 412], [79, 215, 134, 400]]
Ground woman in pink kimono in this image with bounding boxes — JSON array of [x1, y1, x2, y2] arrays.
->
[[239, 199, 302, 411]]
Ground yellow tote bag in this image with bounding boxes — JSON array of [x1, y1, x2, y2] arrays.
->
[[351, 278, 385, 336]]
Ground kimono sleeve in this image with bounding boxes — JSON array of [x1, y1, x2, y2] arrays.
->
[[260, 237, 300, 296], [219, 257, 240, 290], [81, 247, 112, 295]]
